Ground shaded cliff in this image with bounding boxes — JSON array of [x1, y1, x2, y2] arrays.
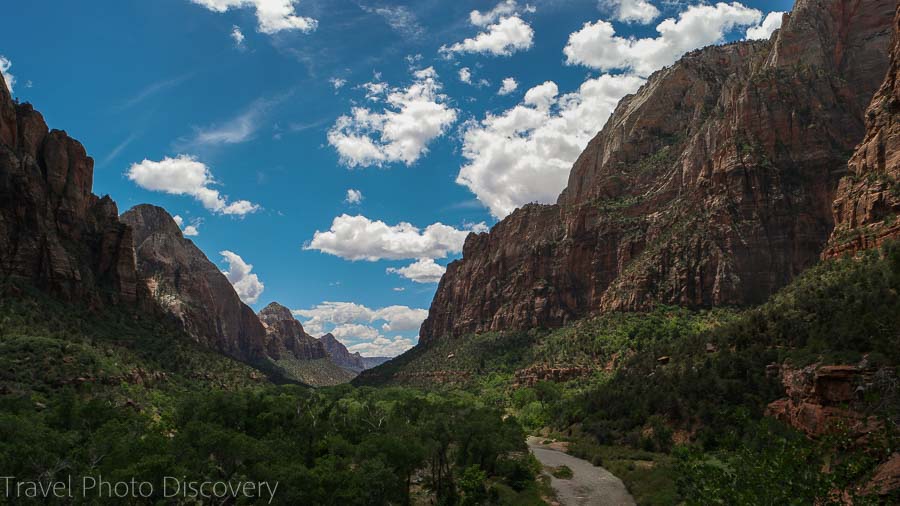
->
[[258, 302, 328, 360], [420, 0, 895, 345], [0, 72, 139, 307], [319, 333, 366, 372], [825, 4, 900, 257], [120, 204, 266, 362]]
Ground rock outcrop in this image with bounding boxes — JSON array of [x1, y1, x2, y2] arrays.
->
[[258, 302, 328, 361], [120, 204, 266, 362], [765, 362, 884, 439], [825, 4, 900, 258], [319, 333, 366, 372], [0, 71, 139, 307], [420, 0, 894, 345]]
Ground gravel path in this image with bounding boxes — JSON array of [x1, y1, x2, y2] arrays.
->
[[527, 437, 636, 506]]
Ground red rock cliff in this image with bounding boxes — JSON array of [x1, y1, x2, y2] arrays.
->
[[825, 3, 900, 258], [420, 0, 895, 344], [258, 302, 328, 361], [0, 72, 139, 306], [120, 204, 267, 362]]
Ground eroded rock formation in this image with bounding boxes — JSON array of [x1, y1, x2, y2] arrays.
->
[[825, 4, 900, 258], [121, 204, 266, 362], [319, 333, 366, 372], [258, 302, 328, 361], [420, 0, 895, 344], [0, 72, 139, 307]]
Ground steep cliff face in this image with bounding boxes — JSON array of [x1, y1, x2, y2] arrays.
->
[[420, 0, 895, 344], [825, 4, 900, 258], [319, 333, 366, 372], [120, 204, 266, 362], [0, 72, 139, 307], [258, 302, 328, 361]]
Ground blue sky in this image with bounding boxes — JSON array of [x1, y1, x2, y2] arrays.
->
[[1, 0, 792, 356]]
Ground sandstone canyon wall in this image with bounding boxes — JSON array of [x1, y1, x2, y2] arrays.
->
[[258, 302, 328, 361], [420, 0, 895, 345], [0, 72, 140, 307], [121, 204, 267, 362]]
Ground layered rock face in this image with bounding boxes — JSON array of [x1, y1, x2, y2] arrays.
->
[[319, 333, 365, 372], [825, 4, 900, 258], [420, 0, 894, 344], [258, 302, 328, 361], [120, 205, 266, 361], [0, 72, 139, 306], [765, 362, 886, 440]]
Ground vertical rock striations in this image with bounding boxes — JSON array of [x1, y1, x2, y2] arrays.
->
[[258, 302, 328, 361], [319, 333, 366, 372], [0, 72, 139, 307], [120, 204, 266, 362], [825, 4, 900, 258], [420, 0, 895, 345]]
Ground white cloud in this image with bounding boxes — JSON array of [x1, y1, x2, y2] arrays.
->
[[348, 336, 415, 357], [498, 77, 518, 95], [220, 250, 265, 304], [441, 15, 534, 57], [231, 25, 245, 46], [360, 4, 423, 39], [331, 323, 381, 340], [330, 77, 347, 90], [172, 214, 202, 236], [293, 301, 427, 338], [305, 214, 483, 261], [387, 258, 445, 283], [601, 0, 660, 24], [345, 188, 363, 204], [458, 74, 644, 218], [127, 155, 260, 215], [328, 67, 457, 167], [393, 287, 405, 292], [459, 67, 472, 84], [189, 96, 279, 146], [469, 0, 535, 27], [564, 2, 762, 76], [746, 11, 784, 40], [0, 56, 14, 94], [189, 0, 317, 34]]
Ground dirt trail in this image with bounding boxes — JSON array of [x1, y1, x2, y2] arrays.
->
[[527, 436, 636, 506]]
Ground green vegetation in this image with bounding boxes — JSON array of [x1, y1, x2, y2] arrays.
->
[[363, 242, 900, 504], [0, 285, 544, 505], [271, 356, 356, 386], [548, 465, 572, 479]]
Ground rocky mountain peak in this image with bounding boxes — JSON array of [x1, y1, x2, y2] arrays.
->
[[121, 204, 267, 362], [0, 71, 140, 307], [319, 333, 366, 372], [257, 302, 327, 361], [418, 0, 895, 346]]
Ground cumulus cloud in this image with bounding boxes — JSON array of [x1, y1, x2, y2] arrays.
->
[[189, 0, 317, 34], [1, 56, 14, 93], [441, 15, 534, 57], [498, 77, 518, 95], [458, 74, 644, 218], [305, 214, 483, 261], [459, 67, 472, 84], [330, 77, 347, 90], [328, 67, 457, 167], [172, 215, 202, 236], [601, 0, 660, 24], [348, 336, 415, 357], [231, 25, 245, 46], [293, 301, 427, 340], [126, 155, 260, 215], [746, 11, 784, 40], [220, 250, 265, 304], [345, 188, 363, 205], [564, 2, 762, 76], [387, 258, 445, 283]]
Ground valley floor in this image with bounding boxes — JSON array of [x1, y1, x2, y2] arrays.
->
[[527, 437, 634, 506]]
